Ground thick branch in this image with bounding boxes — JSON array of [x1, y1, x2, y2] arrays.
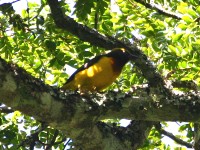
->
[[1, 58, 200, 123], [97, 121, 153, 150], [0, 58, 153, 149], [0, 58, 200, 149], [194, 123, 200, 150]]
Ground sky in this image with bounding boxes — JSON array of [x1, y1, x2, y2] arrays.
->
[[0, 0, 40, 13]]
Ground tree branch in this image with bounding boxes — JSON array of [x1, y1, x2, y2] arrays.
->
[[133, 0, 182, 20], [0, 58, 200, 122], [194, 123, 200, 150], [97, 120, 153, 150], [172, 80, 198, 91], [0, 56, 200, 149], [155, 123, 193, 148], [0, 105, 13, 113], [195, 17, 200, 22], [0, 57, 153, 149]]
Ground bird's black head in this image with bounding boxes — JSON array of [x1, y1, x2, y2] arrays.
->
[[106, 48, 130, 65]]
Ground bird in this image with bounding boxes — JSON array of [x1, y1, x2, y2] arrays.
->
[[61, 48, 130, 92]]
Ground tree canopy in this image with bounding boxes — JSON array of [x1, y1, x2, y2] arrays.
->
[[0, 0, 200, 149]]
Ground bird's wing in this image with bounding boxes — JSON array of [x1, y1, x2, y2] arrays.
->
[[65, 54, 104, 84]]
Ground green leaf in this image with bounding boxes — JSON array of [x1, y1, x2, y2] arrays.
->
[[20, 43, 29, 51], [177, 23, 187, 30], [44, 40, 56, 51], [121, 8, 129, 13], [188, 9, 197, 18], [192, 66, 200, 72], [141, 26, 154, 36], [168, 45, 178, 55], [172, 33, 183, 42], [117, 0, 124, 3], [134, 19, 145, 25], [74, 0, 94, 20], [197, 6, 200, 14], [152, 42, 160, 52], [49, 57, 57, 67], [182, 15, 193, 24], [21, 9, 28, 18], [101, 21, 112, 31], [178, 61, 187, 68], [111, 17, 119, 23], [177, 2, 188, 14]]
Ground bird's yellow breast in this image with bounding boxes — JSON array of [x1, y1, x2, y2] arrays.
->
[[64, 57, 121, 91]]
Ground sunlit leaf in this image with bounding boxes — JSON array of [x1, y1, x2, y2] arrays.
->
[[182, 15, 193, 24], [172, 33, 183, 42]]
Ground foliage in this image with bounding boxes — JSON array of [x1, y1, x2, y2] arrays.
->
[[0, 0, 199, 149], [0, 111, 70, 149]]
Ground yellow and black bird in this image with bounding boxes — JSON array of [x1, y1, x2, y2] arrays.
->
[[61, 48, 130, 91]]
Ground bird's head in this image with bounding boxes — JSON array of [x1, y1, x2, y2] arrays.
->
[[107, 48, 130, 63]]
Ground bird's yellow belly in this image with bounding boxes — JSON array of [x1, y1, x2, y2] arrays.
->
[[74, 57, 120, 91]]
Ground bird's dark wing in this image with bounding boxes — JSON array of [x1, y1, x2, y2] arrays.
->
[[65, 54, 104, 84]]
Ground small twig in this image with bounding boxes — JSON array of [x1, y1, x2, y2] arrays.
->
[[0, 106, 13, 113], [165, 68, 191, 79], [9, 0, 20, 4], [195, 16, 200, 22], [63, 139, 72, 150], [130, 0, 182, 20], [172, 80, 198, 91], [155, 123, 193, 148]]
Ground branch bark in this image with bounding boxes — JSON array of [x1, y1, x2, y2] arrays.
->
[[0, 105, 13, 113], [0, 58, 153, 149], [0, 57, 200, 148], [194, 123, 200, 150]]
